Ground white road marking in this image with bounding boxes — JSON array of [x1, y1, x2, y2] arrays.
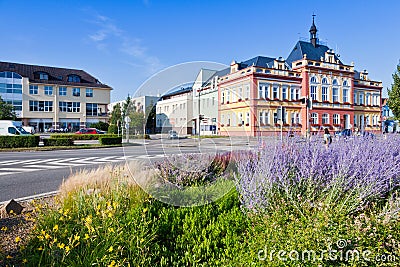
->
[[0, 167, 45, 172], [0, 172, 18, 176]]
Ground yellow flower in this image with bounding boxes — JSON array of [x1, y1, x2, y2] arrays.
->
[[65, 246, 71, 253], [108, 260, 116, 267], [37, 246, 43, 251], [6, 255, 13, 259], [15, 236, 21, 243], [1, 226, 8, 231], [74, 234, 80, 241], [143, 208, 148, 213], [108, 246, 113, 252], [22, 258, 28, 263], [45, 233, 51, 240], [57, 243, 65, 249], [53, 224, 59, 231], [85, 215, 92, 224], [109, 228, 115, 233], [84, 233, 90, 240]]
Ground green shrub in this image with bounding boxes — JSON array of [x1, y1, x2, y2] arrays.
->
[[99, 136, 122, 145], [43, 138, 74, 146], [23, 179, 248, 267], [0, 135, 39, 148], [107, 124, 119, 134], [128, 134, 150, 139], [50, 134, 117, 140]]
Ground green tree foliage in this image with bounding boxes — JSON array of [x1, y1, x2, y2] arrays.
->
[[0, 95, 16, 120], [108, 103, 122, 134], [388, 64, 400, 119], [145, 100, 157, 134], [89, 121, 109, 131]]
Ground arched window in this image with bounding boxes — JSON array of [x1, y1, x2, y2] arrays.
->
[[332, 79, 338, 85], [322, 77, 328, 84], [67, 74, 81, 83], [310, 76, 317, 83], [343, 80, 348, 87]]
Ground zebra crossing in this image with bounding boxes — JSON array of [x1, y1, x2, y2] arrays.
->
[[0, 154, 166, 176]]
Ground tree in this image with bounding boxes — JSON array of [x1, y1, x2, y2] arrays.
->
[[145, 100, 157, 134], [388, 64, 400, 119], [0, 96, 16, 120], [90, 121, 109, 131], [108, 103, 122, 134]]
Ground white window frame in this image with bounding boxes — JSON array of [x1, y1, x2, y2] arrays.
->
[[322, 113, 329, 124], [342, 88, 349, 103], [332, 87, 339, 102], [322, 86, 328, 101], [311, 113, 318, 124], [311, 86, 317, 100], [333, 114, 340, 125]]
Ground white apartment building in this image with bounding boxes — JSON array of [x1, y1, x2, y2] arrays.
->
[[192, 68, 229, 135], [156, 87, 193, 135], [0, 61, 112, 132]]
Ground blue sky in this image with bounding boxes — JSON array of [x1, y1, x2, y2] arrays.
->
[[0, 0, 399, 101]]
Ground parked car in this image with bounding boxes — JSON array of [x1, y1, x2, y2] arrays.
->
[[75, 128, 102, 134], [168, 130, 178, 139]]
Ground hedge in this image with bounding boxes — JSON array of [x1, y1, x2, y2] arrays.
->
[[99, 136, 122, 145], [0, 135, 40, 148], [50, 134, 118, 140], [43, 138, 74, 146]]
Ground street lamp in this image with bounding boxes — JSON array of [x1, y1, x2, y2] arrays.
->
[[198, 88, 201, 141]]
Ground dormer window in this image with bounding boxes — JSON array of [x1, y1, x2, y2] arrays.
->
[[34, 72, 49, 80], [40, 73, 48, 80], [68, 75, 81, 83]]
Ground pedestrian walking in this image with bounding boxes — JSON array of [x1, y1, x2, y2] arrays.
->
[[323, 128, 332, 148]]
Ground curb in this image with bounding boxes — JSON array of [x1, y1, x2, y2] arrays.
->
[[0, 191, 59, 206]]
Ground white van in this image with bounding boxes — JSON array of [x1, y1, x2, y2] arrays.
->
[[0, 120, 31, 136]]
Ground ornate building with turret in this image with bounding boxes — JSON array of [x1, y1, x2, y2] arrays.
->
[[212, 17, 382, 136]]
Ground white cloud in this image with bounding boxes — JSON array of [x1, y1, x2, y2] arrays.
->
[[89, 31, 107, 42], [87, 13, 163, 75]]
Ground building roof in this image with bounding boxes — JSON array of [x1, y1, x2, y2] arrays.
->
[[0, 61, 111, 89], [239, 56, 276, 69], [162, 85, 193, 98], [202, 67, 230, 87], [286, 41, 342, 66]]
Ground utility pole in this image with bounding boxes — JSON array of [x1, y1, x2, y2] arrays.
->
[[198, 89, 201, 142], [124, 116, 131, 143]]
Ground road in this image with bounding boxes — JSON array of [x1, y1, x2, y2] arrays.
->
[[0, 137, 252, 202]]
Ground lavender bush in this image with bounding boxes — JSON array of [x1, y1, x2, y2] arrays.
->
[[236, 135, 400, 215], [155, 152, 236, 188]]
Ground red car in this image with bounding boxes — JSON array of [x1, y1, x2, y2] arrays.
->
[[75, 128, 100, 134]]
